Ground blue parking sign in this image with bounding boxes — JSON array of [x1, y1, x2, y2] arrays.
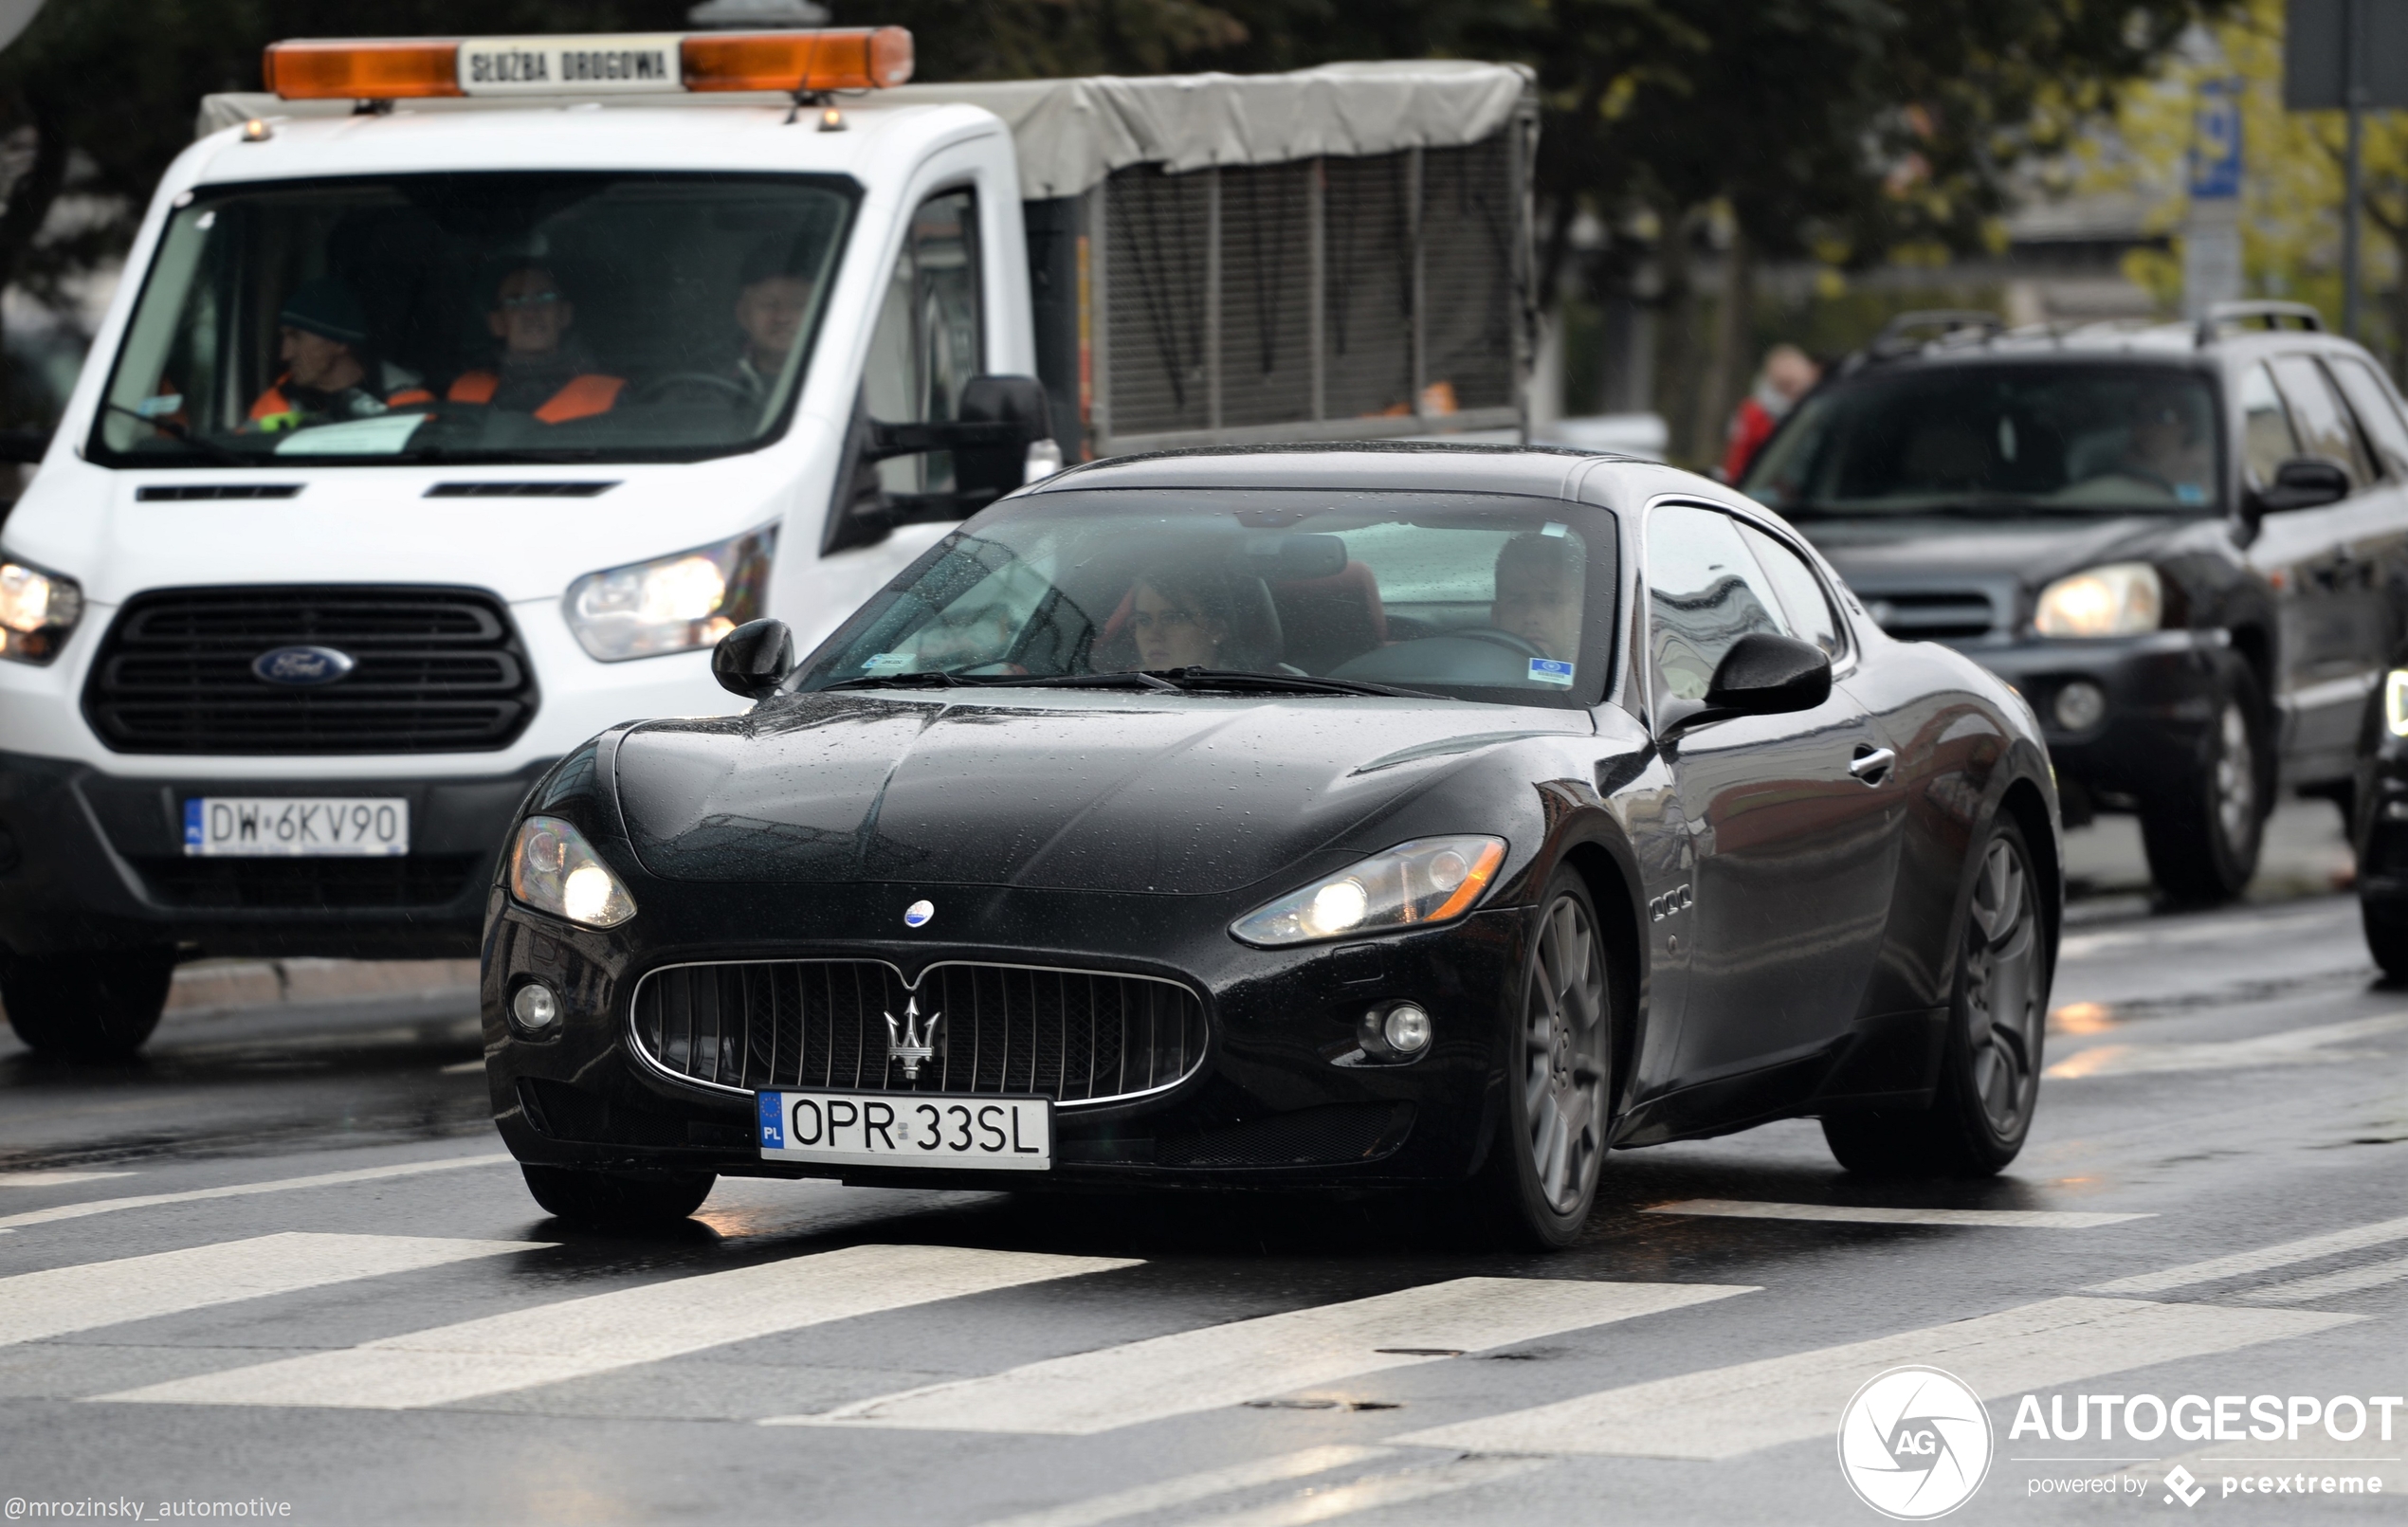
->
[[2190, 77, 2243, 200]]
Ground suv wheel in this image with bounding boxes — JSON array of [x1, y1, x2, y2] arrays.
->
[[520, 1165, 716, 1228], [2140, 668, 2267, 905], [1, 948, 176, 1061]]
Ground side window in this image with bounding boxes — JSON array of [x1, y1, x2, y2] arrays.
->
[[2240, 363, 2299, 488], [2270, 354, 2373, 488], [1735, 520, 1847, 661], [2328, 355, 2408, 480], [1648, 503, 1792, 702], [862, 189, 983, 493]]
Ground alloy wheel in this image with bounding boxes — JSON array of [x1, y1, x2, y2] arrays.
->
[[1520, 893, 1611, 1213], [1961, 837, 2042, 1136], [2214, 700, 2255, 847]]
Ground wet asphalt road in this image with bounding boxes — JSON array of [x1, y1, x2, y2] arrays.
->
[[0, 805, 2401, 1527]]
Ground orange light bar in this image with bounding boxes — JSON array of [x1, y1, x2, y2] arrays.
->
[[681, 27, 914, 92], [263, 40, 465, 100]]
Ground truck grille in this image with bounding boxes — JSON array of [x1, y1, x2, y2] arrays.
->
[[630, 959, 1209, 1105], [82, 586, 537, 754], [132, 853, 485, 909]]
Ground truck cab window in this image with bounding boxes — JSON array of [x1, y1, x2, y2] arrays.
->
[[863, 189, 984, 497]]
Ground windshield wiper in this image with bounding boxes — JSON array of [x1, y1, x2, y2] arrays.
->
[[1156, 668, 1443, 699], [101, 404, 254, 466], [822, 670, 970, 691], [979, 671, 1181, 691]]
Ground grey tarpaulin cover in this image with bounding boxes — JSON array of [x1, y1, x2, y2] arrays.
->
[[198, 59, 1532, 196]]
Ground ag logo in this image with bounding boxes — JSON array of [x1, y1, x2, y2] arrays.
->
[[1836, 1366, 1993, 1519]]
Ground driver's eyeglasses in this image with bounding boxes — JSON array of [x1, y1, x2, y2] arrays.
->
[[497, 291, 564, 310]]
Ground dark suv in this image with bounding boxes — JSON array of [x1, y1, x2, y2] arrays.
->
[[1742, 303, 2408, 903]]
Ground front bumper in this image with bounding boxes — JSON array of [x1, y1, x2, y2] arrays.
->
[[0, 748, 549, 958], [1965, 631, 2227, 818], [483, 882, 1525, 1191]]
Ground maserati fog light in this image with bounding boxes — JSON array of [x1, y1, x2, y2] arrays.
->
[[1359, 1001, 1432, 1061], [511, 983, 560, 1032], [2052, 680, 2106, 732]]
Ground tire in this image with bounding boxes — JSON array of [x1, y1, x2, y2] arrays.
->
[[0, 947, 175, 1061], [1824, 818, 2050, 1177], [520, 1164, 716, 1229], [1477, 869, 1615, 1248], [2362, 900, 2408, 982], [2140, 669, 2267, 906]]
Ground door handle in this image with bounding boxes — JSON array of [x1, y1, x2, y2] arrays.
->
[[1849, 746, 1895, 784]]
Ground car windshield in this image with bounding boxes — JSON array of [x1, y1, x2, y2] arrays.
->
[[1742, 363, 2224, 517], [90, 172, 855, 466], [794, 487, 1618, 709]]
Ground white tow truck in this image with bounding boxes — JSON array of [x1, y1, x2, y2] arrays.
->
[[0, 26, 1535, 1057]]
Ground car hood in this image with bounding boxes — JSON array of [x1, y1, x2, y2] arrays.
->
[[611, 690, 1591, 894], [1798, 514, 2183, 591]]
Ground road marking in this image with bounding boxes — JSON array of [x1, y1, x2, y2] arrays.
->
[[1644, 1199, 2151, 1229], [2045, 1013, 2408, 1079], [971, 1446, 1398, 1527], [0, 1233, 540, 1347], [770, 1277, 1754, 1435], [0, 1170, 134, 1188], [1195, 1455, 1547, 1527], [1393, 1297, 2356, 1460], [97, 1244, 1136, 1410], [2086, 1214, 2408, 1295], [2240, 1252, 2408, 1305], [0, 1154, 513, 1233], [2058, 908, 2341, 959]]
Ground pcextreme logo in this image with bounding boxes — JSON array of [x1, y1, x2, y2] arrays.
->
[[1837, 1366, 1995, 1519]]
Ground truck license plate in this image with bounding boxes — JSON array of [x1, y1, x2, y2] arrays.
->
[[183, 797, 410, 857], [757, 1091, 1051, 1171]]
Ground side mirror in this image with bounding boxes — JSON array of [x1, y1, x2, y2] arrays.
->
[[712, 618, 794, 700], [951, 374, 1054, 504], [2257, 457, 2350, 514], [1665, 632, 1833, 736]]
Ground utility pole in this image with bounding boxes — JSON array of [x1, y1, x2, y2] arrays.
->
[[2288, 0, 2408, 339]]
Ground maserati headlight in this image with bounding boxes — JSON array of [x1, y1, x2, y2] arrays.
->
[[508, 816, 636, 929], [563, 524, 776, 662], [2034, 562, 2162, 638], [1231, 836, 1506, 947], [2386, 670, 2408, 738], [0, 553, 82, 665]]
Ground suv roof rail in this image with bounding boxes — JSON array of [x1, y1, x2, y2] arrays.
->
[[1854, 310, 2004, 368], [2196, 300, 2325, 347]]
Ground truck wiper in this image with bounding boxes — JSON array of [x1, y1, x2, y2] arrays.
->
[[1157, 667, 1444, 699], [101, 404, 253, 466]]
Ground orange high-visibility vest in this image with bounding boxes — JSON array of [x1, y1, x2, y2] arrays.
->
[[446, 370, 625, 423], [248, 373, 433, 421]]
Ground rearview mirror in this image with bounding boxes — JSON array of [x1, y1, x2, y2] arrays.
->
[[1665, 632, 1833, 736], [712, 618, 794, 700], [2255, 456, 2350, 514]]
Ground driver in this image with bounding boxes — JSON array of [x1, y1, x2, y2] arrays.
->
[[447, 263, 624, 423], [246, 277, 433, 429], [2120, 382, 2213, 500], [730, 242, 815, 403], [1489, 533, 1584, 661], [1126, 570, 1236, 671]]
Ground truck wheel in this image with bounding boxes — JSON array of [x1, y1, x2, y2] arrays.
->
[[1478, 870, 1614, 1248], [520, 1165, 716, 1229], [2362, 900, 2408, 982], [0, 948, 176, 1061], [1824, 818, 2049, 1177], [2140, 672, 2266, 906]]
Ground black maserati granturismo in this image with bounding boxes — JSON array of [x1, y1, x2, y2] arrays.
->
[[482, 445, 2062, 1245]]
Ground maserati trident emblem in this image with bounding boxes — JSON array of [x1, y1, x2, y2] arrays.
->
[[883, 996, 941, 1080]]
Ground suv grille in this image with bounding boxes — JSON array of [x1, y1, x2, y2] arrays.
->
[[1865, 591, 1998, 642], [83, 586, 537, 754], [631, 959, 1209, 1104]]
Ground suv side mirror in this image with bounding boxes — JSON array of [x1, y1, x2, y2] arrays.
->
[[2256, 457, 2351, 514], [712, 618, 794, 700]]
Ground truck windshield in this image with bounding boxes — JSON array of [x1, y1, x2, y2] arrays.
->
[[90, 172, 856, 467], [1743, 363, 2224, 518]]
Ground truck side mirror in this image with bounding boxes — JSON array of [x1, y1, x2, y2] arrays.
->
[[712, 618, 794, 700], [951, 374, 1054, 503]]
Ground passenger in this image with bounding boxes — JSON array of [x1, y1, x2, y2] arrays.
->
[[916, 602, 1016, 671], [246, 277, 432, 430], [1127, 570, 1236, 671], [447, 264, 625, 423], [730, 242, 815, 403], [1490, 533, 1583, 661]]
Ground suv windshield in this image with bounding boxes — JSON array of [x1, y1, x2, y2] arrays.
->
[[92, 172, 855, 466], [795, 488, 1617, 709], [1743, 363, 2223, 517]]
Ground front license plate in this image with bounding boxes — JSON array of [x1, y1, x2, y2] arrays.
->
[[183, 797, 410, 858], [757, 1091, 1051, 1171]]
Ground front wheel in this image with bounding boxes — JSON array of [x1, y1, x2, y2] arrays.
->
[[520, 1165, 716, 1229], [2363, 899, 2408, 982], [2141, 675, 2266, 906], [1478, 870, 1615, 1247], [1, 947, 176, 1061], [1824, 818, 2050, 1177]]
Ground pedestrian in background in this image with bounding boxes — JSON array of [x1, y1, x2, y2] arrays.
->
[[1721, 343, 1821, 482]]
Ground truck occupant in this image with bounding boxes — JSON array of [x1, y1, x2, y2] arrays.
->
[[447, 263, 625, 422], [1489, 531, 1583, 662], [246, 276, 434, 430], [731, 241, 814, 402]]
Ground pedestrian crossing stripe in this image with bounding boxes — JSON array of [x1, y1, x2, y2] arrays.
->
[[2087, 1214, 2408, 1296]]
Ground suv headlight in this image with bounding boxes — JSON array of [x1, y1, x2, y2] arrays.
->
[[2034, 562, 2162, 638], [1231, 836, 1506, 947], [2385, 670, 2408, 737], [508, 816, 636, 928], [0, 553, 83, 665], [563, 524, 775, 662]]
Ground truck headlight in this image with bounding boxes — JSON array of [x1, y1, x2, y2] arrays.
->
[[2034, 562, 2162, 638], [0, 554, 83, 665], [508, 816, 636, 929], [562, 524, 775, 662], [1231, 837, 1505, 947]]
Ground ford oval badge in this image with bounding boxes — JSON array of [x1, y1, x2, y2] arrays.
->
[[250, 645, 356, 686], [903, 899, 935, 929]]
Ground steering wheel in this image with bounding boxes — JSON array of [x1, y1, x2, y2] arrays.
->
[[627, 372, 755, 408], [1450, 626, 1550, 660]]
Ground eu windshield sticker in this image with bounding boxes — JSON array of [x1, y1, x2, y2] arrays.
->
[[1528, 658, 1576, 686]]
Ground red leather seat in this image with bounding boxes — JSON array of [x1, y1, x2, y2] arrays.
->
[[1270, 562, 1387, 672]]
